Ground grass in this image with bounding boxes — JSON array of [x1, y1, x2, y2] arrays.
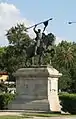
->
[[0, 113, 76, 119], [23, 113, 76, 117], [0, 116, 22, 119], [0, 115, 30, 119], [23, 113, 65, 117], [0, 115, 60, 119], [0, 113, 62, 119]]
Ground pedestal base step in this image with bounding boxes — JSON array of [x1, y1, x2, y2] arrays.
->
[[8, 99, 50, 111]]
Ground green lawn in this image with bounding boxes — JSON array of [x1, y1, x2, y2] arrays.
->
[[0, 114, 62, 119], [0, 115, 31, 119], [0, 115, 60, 119], [23, 113, 61, 117], [0, 113, 76, 119], [0, 116, 21, 119]]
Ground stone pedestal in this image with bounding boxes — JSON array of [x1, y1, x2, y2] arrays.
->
[[9, 66, 62, 112]]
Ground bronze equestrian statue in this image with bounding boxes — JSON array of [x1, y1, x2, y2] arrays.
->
[[25, 18, 55, 66]]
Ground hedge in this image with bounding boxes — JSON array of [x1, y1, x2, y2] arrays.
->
[[0, 93, 15, 110], [59, 93, 76, 114], [1, 92, 76, 113]]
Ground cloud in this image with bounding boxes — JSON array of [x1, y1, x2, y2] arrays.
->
[[0, 2, 34, 46], [0, 2, 71, 46], [55, 36, 71, 45], [55, 37, 63, 45]]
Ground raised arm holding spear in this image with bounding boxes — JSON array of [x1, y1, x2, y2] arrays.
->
[[32, 18, 53, 55]]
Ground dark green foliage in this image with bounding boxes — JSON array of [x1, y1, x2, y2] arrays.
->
[[59, 93, 76, 114], [0, 83, 8, 93], [58, 68, 72, 91], [6, 23, 30, 45], [52, 41, 76, 92], [0, 93, 15, 110]]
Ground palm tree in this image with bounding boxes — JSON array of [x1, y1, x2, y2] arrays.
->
[[56, 41, 74, 69]]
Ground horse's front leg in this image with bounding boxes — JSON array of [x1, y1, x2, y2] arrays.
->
[[25, 57, 28, 66], [31, 57, 35, 66]]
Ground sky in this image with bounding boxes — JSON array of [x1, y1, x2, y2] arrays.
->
[[0, 0, 76, 46]]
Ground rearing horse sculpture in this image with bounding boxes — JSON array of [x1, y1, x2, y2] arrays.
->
[[25, 19, 55, 66], [25, 32, 55, 66]]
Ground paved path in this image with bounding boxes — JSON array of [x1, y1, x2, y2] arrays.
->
[[0, 112, 21, 116]]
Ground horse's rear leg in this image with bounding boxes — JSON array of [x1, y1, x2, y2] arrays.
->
[[38, 55, 42, 66]]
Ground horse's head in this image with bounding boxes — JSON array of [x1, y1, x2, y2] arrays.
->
[[42, 33, 55, 49], [46, 33, 55, 46]]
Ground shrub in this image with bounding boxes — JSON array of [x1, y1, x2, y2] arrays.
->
[[0, 93, 15, 110], [59, 93, 76, 114]]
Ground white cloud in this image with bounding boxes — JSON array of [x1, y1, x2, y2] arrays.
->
[[0, 2, 71, 46], [55, 37, 63, 45], [0, 2, 34, 46], [55, 36, 71, 45]]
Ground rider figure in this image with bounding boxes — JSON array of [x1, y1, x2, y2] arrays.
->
[[33, 25, 42, 55]]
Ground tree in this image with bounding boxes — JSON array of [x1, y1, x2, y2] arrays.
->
[[0, 47, 7, 71], [6, 23, 31, 46], [58, 67, 72, 91], [52, 41, 76, 92], [3, 24, 32, 80], [6, 24, 30, 66], [55, 41, 74, 69]]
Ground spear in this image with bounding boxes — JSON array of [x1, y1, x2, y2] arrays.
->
[[26, 18, 53, 30]]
